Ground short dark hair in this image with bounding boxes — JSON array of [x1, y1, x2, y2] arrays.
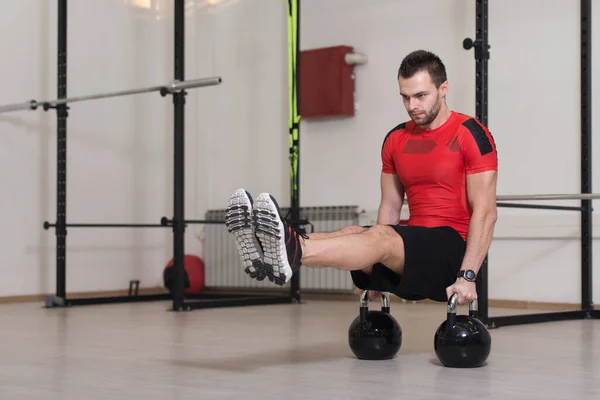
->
[[397, 50, 447, 88]]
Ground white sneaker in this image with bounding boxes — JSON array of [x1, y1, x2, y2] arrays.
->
[[224, 189, 266, 281], [252, 192, 304, 285]]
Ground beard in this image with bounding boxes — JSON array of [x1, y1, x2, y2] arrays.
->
[[410, 99, 442, 127]]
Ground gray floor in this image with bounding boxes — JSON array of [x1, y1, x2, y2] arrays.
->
[[0, 298, 598, 399]]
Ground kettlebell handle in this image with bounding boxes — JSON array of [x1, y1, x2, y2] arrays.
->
[[359, 291, 390, 313], [447, 293, 479, 329], [470, 299, 478, 318], [360, 290, 369, 308], [447, 293, 478, 313], [381, 292, 390, 313]]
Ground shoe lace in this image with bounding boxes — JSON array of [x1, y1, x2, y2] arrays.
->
[[287, 222, 309, 240], [283, 210, 310, 240]]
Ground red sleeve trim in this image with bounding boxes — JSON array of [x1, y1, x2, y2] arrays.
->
[[465, 165, 498, 175]]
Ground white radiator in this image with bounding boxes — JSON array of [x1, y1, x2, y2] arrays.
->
[[203, 205, 359, 292]]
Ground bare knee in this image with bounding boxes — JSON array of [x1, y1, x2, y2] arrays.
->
[[364, 224, 396, 239], [364, 224, 398, 248], [364, 225, 405, 273]]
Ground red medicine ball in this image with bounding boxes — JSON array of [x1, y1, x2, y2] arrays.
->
[[163, 254, 205, 294]]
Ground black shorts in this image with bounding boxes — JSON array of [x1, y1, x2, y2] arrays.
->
[[350, 225, 466, 302]]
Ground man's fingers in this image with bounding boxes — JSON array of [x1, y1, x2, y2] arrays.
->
[[458, 290, 473, 305], [461, 292, 477, 305], [446, 282, 478, 305], [369, 291, 381, 301], [446, 286, 457, 301]]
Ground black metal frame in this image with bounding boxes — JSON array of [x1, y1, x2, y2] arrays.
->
[[288, 0, 302, 304], [464, 0, 597, 328], [463, 0, 491, 323], [56, 0, 68, 303], [42, 0, 298, 310]]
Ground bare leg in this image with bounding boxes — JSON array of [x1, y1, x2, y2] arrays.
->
[[300, 224, 405, 274], [307, 225, 375, 275], [307, 226, 384, 300], [307, 225, 367, 240], [227, 189, 404, 286], [306, 226, 377, 297]]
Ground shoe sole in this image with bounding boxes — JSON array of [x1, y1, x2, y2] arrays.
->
[[224, 189, 266, 281], [252, 193, 293, 285]]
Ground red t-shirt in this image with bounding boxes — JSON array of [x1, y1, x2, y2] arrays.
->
[[382, 111, 498, 240]]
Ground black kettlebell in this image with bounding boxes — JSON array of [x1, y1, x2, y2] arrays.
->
[[348, 291, 402, 360], [434, 293, 491, 368]]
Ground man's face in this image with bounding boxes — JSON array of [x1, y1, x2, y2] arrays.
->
[[398, 70, 448, 127]]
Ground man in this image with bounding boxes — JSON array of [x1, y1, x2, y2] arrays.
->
[[224, 50, 498, 306]]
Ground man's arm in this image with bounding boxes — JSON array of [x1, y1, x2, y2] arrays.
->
[[377, 172, 405, 225], [447, 119, 498, 304], [460, 170, 498, 275], [447, 169, 498, 305]]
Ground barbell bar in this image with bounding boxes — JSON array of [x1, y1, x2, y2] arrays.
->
[[0, 76, 222, 114], [496, 193, 600, 201], [398, 193, 599, 205], [1, 74, 595, 206]]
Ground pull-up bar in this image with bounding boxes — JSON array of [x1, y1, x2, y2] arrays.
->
[[0, 76, 222, 114], [496, 193, 600, 201]]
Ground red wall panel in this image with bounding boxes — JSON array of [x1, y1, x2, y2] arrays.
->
[[299, 45, 355, 119]]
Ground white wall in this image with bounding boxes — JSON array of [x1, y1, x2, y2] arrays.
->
[[295, 0, 600, 305], [0, 0, 177, 296], [486, 0, 596, 304], [1, 0, 598, 306], [0, 0, 286, 298], [192, 0, 289, 210]]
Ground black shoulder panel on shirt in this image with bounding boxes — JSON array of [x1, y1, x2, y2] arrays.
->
[[381, 122, 406, 153], [462, 118, 493, 155]]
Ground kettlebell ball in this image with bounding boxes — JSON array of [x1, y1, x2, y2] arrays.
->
[[434, 293, 492, 368], [348, 291, 402, 360]]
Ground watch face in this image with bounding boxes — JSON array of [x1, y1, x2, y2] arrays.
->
[[460, 270, 476, 280]]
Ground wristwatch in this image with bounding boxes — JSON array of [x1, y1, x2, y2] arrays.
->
[[457, 269, 477, 282]]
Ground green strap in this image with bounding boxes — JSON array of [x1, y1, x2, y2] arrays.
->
[[287, 0, 300, 207], [275, 0, 300, 212]]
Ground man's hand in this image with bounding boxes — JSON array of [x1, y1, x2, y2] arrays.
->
[[446, 278, 477, 305], [354, 287, 381, 301]]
